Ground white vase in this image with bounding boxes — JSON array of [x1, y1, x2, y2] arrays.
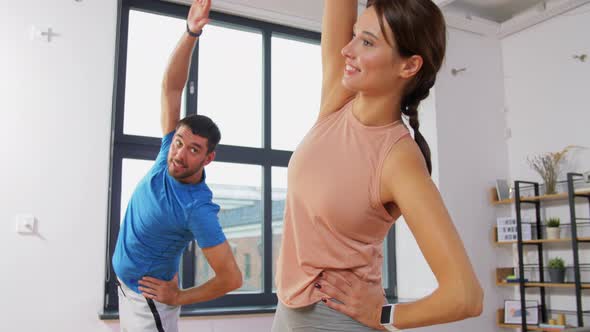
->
[[547, 227, 560, 240]]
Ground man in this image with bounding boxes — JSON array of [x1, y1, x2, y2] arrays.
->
[[112, 0, 242, 330]]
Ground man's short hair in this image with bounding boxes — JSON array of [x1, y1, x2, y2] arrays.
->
[[176, 115, 221, 153]]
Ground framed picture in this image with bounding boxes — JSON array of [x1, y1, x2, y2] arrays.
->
[[504, 300, 539, 325], [497, 217, 532, 242], [496, 179, 510, 200]]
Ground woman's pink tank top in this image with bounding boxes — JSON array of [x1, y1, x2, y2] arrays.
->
[[276, 100, 411, 307]]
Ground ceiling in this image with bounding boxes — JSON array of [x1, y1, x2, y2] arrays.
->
[[443, 0, 546, 23], [165, 0, 590, 38], [433, 0, 590, 38]]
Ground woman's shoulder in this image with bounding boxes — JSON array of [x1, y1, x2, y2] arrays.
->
[[382, 136, 428, 180]]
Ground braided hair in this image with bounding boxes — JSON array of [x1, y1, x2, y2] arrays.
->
[[368, 0, 446, 174]]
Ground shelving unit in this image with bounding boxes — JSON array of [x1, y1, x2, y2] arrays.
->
[[492, 173, 590, 331], [566, 173, 590, 327]]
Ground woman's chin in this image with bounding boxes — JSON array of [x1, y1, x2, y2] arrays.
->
[[341, 78, 361, 92]]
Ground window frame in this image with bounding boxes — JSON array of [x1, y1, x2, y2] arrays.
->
[[102, 0, 397, 318]]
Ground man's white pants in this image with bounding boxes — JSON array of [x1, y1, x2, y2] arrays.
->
[[117, 279, 180, 332]]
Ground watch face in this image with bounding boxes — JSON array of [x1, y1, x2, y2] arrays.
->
[[380, 305, 392, 324]]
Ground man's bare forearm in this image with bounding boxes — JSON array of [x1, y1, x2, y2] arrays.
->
[[162, 33, 199, 93], [176, 273, 242, 306]]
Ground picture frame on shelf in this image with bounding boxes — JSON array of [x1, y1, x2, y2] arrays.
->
[[496, 179, 510, 200], [504, 300, 539, 325], [497, 217, 532, 242]]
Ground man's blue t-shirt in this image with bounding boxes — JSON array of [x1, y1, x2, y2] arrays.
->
[[112, 131, 226, 294]]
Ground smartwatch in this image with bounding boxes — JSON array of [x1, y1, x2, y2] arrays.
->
[[380, 304, 401, 331], [186, 23, 203, 38]]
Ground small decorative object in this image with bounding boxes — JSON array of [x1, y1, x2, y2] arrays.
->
[[548, 257, 566, 283], [504, 300, 539, 324], [504, 275, 529, 283], [527, 145, 584, 195], [497, 217, 532, 242], [451, 67, 467, 76], [556, 313, 566, 326], [578, 171, 590, 192], [546, 217, 561, 240]]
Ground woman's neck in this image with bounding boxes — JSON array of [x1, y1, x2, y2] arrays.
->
[[352, 93, 403, 127]]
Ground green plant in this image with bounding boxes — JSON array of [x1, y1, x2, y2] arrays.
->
[[546, 217, 560, 228], [548, 257, 565, 270]]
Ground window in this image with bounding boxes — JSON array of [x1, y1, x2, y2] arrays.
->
[[104, 0, 396, 316], [195, 162, 263, 293], [197, 24, 263, 148], [271, 167, 287, 290], [123, 10, 188, 137], [271, 35, 321, 151], [244, 253, 252, 280]]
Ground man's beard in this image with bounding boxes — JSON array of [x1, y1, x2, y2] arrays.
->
[[168, 159, 205, 181]]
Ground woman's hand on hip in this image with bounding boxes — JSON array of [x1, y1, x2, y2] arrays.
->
[[315, 270, 387, 330]]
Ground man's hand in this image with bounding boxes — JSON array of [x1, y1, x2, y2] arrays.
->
[[187, 0, 211, 34], [138, 273, 182, 306]]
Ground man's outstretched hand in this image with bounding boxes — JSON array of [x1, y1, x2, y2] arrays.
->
[[187, 0, 211, 34]]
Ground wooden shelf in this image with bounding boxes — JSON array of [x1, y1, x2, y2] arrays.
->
[[490, 188, 590, 206], [495, 268, 590, 289], [498, 322, 569, 331], [497, 282, 590, 289], [491, 227, 590, 245]]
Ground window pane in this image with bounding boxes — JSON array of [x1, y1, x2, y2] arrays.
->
[[382, 239, 389, 288], [271, 167, 288, 290], [120, 158, 153, 223], [271, 35, 321, 151], [194, 162, 263, 293], [197, 24, 263, 148], [124, 10, 187, 137]]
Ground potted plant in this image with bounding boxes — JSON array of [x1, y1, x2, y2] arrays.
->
[[546, 217, 561, 240], [548, 257, 566, 283]]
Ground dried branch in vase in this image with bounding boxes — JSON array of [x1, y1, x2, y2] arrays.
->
[[527, 145, 585, 195]]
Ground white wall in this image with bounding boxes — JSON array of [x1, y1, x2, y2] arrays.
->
[[419, 27, 510, 332], [502, 3, 590, 182], [501, 3, 590, 325], [0, 0, 277, 331], [1, 0, 117, 331]]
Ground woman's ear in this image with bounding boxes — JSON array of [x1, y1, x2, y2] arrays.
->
[[399, 55, 423, 79]]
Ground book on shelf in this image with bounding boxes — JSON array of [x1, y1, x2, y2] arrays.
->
[[538, 323, 566, 330], [504, 278, 529, 283]]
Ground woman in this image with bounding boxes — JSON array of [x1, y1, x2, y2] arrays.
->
[[272, 0, 483, 330]]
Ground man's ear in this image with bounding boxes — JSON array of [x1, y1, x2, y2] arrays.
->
[[204, 151, 216, 166], [399, 55, 423, 79]]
